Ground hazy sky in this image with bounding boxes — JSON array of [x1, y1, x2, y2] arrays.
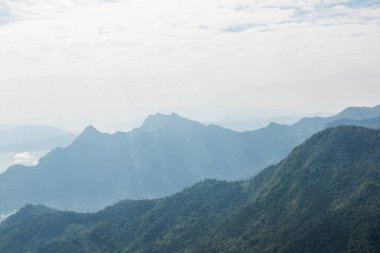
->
[[0, 0, 379, 130]]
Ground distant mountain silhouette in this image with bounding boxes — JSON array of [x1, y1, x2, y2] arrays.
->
[[326, 116, 380, 129], [335, 104, 380, 120], [0, 114, 256, 213], [0, 105, 379, 213], [0, 125, 75, 151], [1, 126, 379, 253], [206, 115, 301, 131]]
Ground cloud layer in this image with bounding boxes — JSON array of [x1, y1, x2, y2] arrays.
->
[[0, 151, 48, 173], [0, 0, 379, 126]]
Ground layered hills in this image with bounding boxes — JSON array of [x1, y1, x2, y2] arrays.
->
[[0, 105, 379, 213], [1, 126, 379, 252]]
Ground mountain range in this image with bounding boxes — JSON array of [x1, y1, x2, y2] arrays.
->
[[205, 115, 301, 131], [0, 126, 379, 252], [0, 105, 379, 214]]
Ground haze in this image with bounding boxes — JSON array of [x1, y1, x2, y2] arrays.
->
[[0, 0, 379, 131]]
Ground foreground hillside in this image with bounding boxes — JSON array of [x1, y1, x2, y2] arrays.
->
[[1, 126, 379, 253]]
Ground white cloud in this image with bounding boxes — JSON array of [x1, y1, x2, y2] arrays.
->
[[0, 151, 48, 173], [0, 0, 379, 126], [14, 152, 36, 164]]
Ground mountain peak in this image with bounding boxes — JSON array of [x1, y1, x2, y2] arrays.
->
[[2, 204, 54, 226], [266, 122, 285, 128], [140, 112, 201, 130], [83, 125, 99, 134], [146, 112, 182, 120], [73, 125, 102, 143]]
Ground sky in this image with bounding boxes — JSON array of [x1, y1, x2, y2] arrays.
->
[[0, 0, 380, 131]]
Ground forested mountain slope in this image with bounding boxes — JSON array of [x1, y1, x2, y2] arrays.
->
[[1, 126, 379, 253]]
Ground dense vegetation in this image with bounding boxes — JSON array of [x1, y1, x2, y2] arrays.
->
[[1, 106, 380, 214], [1, 126, 379, 253]]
